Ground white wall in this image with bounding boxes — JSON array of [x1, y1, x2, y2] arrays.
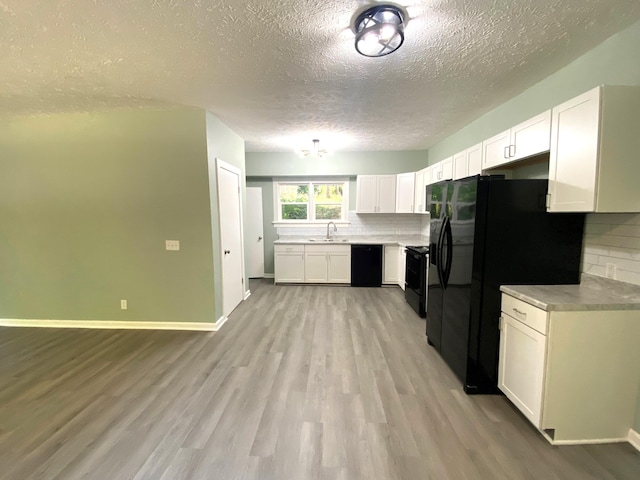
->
[[582, 213, 640, 285]]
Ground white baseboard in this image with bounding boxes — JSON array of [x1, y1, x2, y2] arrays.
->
[[629, 429, 640, 452], [263, 273, 275, 279], [244, 289, 251, 300], [215, 315, 228, 330], [0, 318, 219, 332], [545, 435, 628, 446]]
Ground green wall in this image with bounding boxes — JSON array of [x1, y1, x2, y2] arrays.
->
[[0, 109, 224, 324], [246, 150, 428, 177], [428, 18, 640, 164], [426, 18, 640, 433]]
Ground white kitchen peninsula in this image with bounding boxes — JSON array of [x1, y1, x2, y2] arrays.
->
[[499, 275, 640, 446]]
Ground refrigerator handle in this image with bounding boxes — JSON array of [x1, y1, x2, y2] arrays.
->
[[442, 217, 453, 288], [436, 221, 446, 288]]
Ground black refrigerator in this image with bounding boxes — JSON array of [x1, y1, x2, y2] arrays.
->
[[426, 175, 585, 394]]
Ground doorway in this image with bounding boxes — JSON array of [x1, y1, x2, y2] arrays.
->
[[216, 159, 245, 318], [246, 187, 265, 278]]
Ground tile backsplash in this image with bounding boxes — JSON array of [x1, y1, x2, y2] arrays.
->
[[277, 211, 426, 237], [582, 213, 640, 285]]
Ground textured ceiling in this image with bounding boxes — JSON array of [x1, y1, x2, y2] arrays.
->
[[2, 0, 640, 152]]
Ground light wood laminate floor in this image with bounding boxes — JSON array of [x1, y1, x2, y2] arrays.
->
[[0, 280, 639, 479]]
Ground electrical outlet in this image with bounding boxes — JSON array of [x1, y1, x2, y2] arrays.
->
[[605, 263, 616, 279], [165, 240, 180, 251], [121, 299, 127, 310]]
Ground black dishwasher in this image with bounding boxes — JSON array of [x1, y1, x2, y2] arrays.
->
[[351, 244, 383, 287]]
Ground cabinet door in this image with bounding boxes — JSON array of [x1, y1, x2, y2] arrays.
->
[[327, 252, 351, 283], [376, 175, 397, 213], [356, 175, 378, 213], [548, 87, 600, 212], [413, 170, 425, 213], [466, 143, 483, 176], [482, 130, 511, 169], [430, 162, 443, 183], [440, 157, 453, 181], [452, 151, 467, 180], [383, 245, 400, 284], [498, 314, 547, 427], [399, 248, 406, 290], [510, 110, 551, 161], [395, 173, 415, 213], [304, 252, 328, 283], [275, 253, 305, 283]]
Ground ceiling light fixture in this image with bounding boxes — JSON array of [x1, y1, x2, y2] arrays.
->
[[301, 139, 328, 158], [354, 4, 405, 57]]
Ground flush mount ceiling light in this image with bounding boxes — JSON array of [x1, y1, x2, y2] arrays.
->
[[354, 4, 405, 57], [301, 139, 328, 158]]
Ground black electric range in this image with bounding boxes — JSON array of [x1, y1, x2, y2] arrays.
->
[[405, 246, 429, 317]]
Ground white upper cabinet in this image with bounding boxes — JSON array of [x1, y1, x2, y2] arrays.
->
[[453, 142, 483, 180], [429, 157, 453, 184], [413, 166, 430, 214], [356, 175, 397, 213], [377, 175, 397, 213], [483, 111, 551, 170], [395, 172, 415, 213], [466, 142, 483, 176], [482, 130, 511, 170], [548, 85, 640, 213], [510, 110, 551, 162], [452, 151, 467, 180]]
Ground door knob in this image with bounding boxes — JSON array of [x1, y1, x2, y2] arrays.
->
[[224, 250, 231, 255], [258, 236, 263, 241]]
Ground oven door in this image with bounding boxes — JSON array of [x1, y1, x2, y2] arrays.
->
[[405, 249, 424, 294]]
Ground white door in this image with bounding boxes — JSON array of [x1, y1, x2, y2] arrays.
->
[[395, 173, 415, 213], [356, 175, 377, 213], [217, 159, 245, 318], [246, 187, 265, 278]]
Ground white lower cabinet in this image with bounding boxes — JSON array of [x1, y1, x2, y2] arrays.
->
[[274, 245, 305, 283], [304, 245, 351, 284], [498, 312, 547, 427], [498, 293, 640, 444], [383, 245, 400, 284]]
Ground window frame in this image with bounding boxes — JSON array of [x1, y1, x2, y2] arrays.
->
[[272, 178, 350, 226]]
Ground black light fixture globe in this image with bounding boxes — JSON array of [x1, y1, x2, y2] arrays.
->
[[354, 4, 405, 57]]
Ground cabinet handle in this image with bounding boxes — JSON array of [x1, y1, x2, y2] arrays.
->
[[513, 308, 527, 317], [509, 144, 516, 157], [498, 316, 503, 330], [504, 146, 509, 159]]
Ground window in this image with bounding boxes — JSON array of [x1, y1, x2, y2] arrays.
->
[[274, 179, 349, 224]]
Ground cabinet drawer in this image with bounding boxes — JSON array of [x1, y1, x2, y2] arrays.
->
[[305, 244, 350, 254], [274, 244, 304, 253], [501, 294, 548, 335]]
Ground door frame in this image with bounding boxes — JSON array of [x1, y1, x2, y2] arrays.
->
[[215, 158, 246, 318], [246, 186, 265, 278]]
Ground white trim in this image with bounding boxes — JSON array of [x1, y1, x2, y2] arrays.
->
[[0, 318, 220, 331], [273, 178, 349, 223], [263, 273, 275, 279], [215, 315, 229, 330], [628, 429, 640, 452], [244, 290, 251, 300], [541, 430, 628, 446]]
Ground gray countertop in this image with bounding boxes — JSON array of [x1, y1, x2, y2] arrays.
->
[[500, 274, 640, 312], [274, 234, 430, 247]]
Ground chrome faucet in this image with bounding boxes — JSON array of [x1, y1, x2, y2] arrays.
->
[[326, 221, 337, 239]]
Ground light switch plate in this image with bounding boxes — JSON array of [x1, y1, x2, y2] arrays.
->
[[121, 299, 127, 310], [166, 240, 180, 251]]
